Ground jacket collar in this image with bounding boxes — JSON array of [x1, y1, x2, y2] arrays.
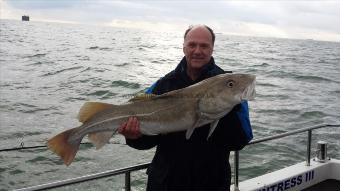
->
[[174, 56, 217, 84]]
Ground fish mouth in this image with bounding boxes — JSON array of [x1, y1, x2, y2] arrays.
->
[[241, 77, 256, 101]]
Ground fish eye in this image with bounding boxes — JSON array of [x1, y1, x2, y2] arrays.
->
[[226, 80, 235, 88]]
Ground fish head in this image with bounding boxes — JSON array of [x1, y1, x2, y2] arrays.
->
[[198, 73, 256, 116]]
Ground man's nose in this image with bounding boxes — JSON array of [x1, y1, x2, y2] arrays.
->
[[193, 46, 202, 54]]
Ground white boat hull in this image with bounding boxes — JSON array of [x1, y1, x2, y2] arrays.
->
[[232, 158, 340, 191]]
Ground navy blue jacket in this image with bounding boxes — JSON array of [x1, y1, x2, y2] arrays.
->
[[126, 57, 252, 191]]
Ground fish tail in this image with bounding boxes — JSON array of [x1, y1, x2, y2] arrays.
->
[[47, 128, 82, 166]]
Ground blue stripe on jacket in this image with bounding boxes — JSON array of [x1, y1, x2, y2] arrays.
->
[[145, 82, 157, 94], [237, 101, 253, 142]]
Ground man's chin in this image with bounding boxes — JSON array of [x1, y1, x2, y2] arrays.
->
[[190, 60, 207, 68]]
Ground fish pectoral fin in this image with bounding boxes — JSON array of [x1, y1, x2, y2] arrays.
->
[[207, 119, 220, 140], [78, 102, 115, 123], [88, 131, 114, 150], [185, 127, 195, 140], [186, 115, 202, 140], [185, 99, 204, 140], [200, 112, 220, 140]]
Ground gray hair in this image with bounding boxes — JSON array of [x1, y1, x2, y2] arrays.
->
[[184, 25, 215, 44]]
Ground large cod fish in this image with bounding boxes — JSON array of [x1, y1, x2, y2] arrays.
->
[[48, 73, 256, 165]]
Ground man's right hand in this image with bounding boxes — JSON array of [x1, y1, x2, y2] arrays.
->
[[118, 116, 142, 139]]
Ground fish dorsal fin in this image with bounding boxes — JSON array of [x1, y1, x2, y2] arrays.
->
[[77, 102, 114, 123], [129, 93, 157, 102]]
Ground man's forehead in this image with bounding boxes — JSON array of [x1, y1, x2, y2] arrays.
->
[[186, 27, 211, 38], [185, 28, 213, 44]]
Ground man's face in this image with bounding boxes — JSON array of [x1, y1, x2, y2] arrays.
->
[[183, 27, 214, 70]]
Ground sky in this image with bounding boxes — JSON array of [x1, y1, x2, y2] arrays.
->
[[1, 0, 340, 42]]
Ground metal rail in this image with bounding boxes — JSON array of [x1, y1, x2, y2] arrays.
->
[[15, 124, 339, 191], [14, 163, 150, 191], [232, 124, 339, 190]]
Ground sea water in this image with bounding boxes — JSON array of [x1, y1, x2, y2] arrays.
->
[[0, 19, 339, 190]]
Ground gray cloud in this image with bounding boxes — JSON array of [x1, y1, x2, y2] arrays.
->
[[2, 0, 340, 41]]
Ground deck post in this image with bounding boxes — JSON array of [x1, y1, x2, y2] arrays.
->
[[125, 172, 131, 191], [306, 130, 312, 166], [234, 151, 240, 191]]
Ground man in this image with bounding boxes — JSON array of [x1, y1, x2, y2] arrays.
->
[[118, 25, 252, 191]]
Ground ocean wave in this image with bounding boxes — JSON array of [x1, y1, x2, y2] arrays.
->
[[299, 111, 328, 119], [85, 90, 118, 99], [267, 71, 339, 83], [88, 46, 99, 49], [138, 44, 156, 51], [25, 61, 55, 66], [294, 75, 339, 83], [80, 67, 91, 73], [0, 131, 47, 141], [111, 80, 141, 89], [78, 55, 90, 61], [11, 103, 60, 114], [253, 63, 270, 67], [255, 108, 301, 115], [26, 156, 64, 166], [24, 53, 47, 58], [88, 46, 113, 51], [63, 97, 87, 102], [26, 61, 43, 66], [0, 82, 11, 88], [256, 93, 290, 100], [330, 90, 340, 95], [256, 82, 280, 87], [40, 66, 83, 77], [79, 67, 110, 73], [115, 62, 129, 67], [8, 169, 25, 175]]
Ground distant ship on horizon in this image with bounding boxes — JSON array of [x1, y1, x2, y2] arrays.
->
[[22, 15, 29, 21]]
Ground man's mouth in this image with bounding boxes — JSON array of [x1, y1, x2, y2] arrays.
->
[[192, 57, 204, 60]]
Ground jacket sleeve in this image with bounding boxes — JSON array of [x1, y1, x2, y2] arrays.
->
[[210, 101, 253, 150], [125, 81, 161, 150], [235, 101, 253, 143], [126, 135, 160, 150]]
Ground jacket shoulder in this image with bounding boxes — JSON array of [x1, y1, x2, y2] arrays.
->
[[147, 70, 180, 95], [208, 64, 232, 76]]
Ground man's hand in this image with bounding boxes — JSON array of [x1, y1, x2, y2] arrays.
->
[[118, 116, 142, 139]]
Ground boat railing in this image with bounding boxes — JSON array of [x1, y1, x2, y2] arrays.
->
[[14, 124, 339, 191]]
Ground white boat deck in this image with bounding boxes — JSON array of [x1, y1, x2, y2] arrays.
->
[[232, 159, 340, 191]]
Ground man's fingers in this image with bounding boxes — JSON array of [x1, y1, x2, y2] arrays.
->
[[126, 116, 134, 131], [132, 117, 140, 137], [118, 121, 127, 133], [135, 118, 141, 135], [132, 117, 137, 130], [118, 117, 141, 139]]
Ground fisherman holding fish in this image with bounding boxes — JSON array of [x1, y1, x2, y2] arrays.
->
[[47, 25, 255, 191], [118, 25, 253, 191], [48, 25, 255, 190]]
